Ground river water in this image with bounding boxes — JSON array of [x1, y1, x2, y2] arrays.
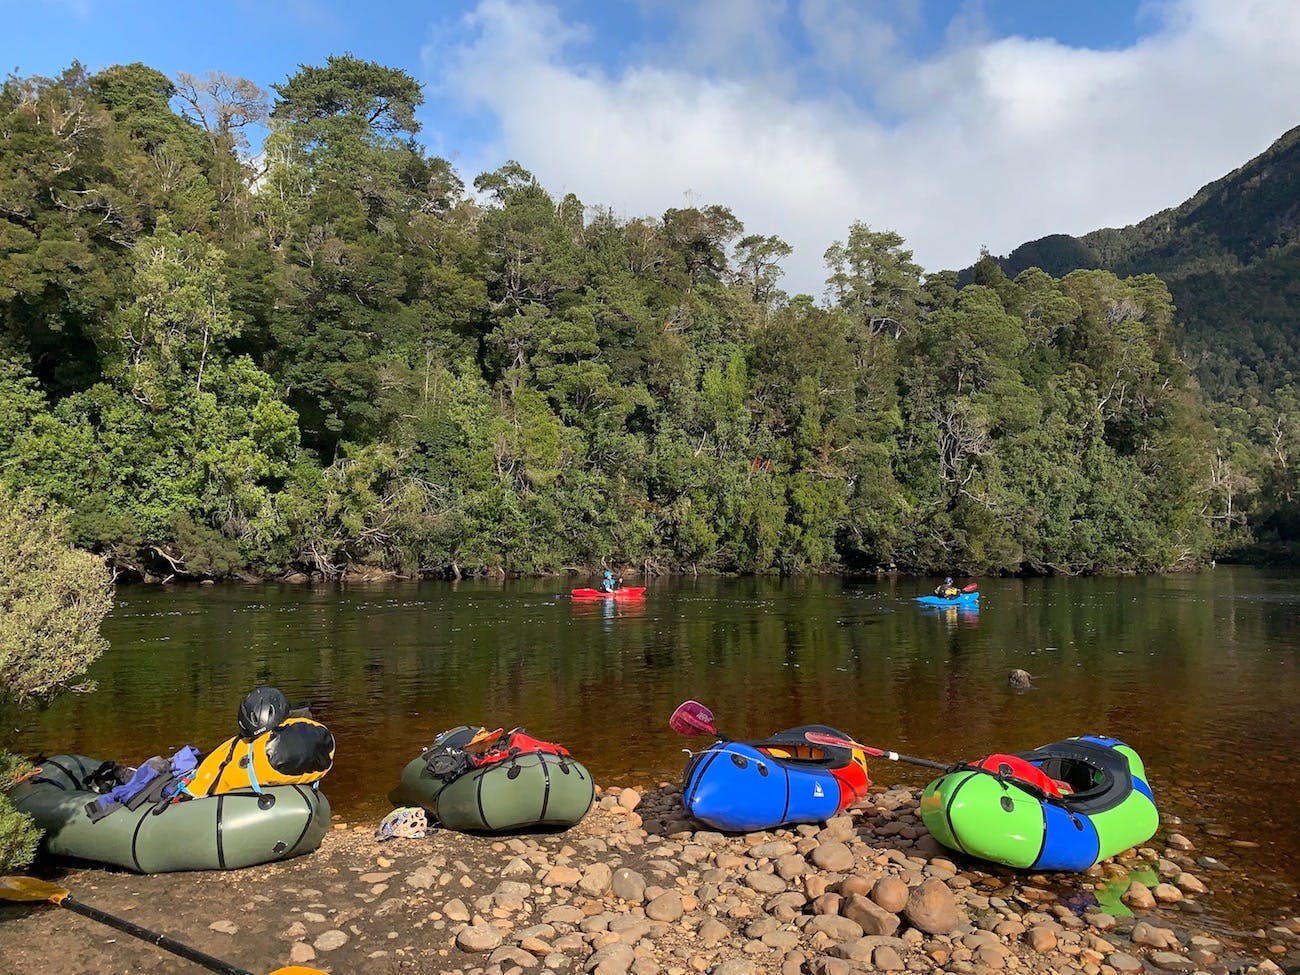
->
[[9, 568, 1298, 926]]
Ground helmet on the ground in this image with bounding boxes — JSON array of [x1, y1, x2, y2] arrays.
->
[[238, 685, 289, 740]]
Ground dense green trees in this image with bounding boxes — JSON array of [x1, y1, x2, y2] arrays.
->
[[982, 125, 1300, 560], [0, 56, 1274, 579]]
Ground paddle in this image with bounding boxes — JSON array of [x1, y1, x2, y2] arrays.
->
[[801, 730, 953, 772], [0, 876, 323, 975], [802, 730, 1072, 800], [668, 699, 729, 740]]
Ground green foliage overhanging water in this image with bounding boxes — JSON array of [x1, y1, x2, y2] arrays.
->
[[1, 57, 1293, 580]]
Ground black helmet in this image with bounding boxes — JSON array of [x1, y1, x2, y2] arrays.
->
[[238, 686, 289, 740]]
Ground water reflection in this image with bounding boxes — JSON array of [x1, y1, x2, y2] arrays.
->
[[915, 603, 981, 629]]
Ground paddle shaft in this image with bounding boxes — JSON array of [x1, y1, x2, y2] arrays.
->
[[61, 896, 253, 975], [860, 747, 950, 772], [803, 732, 951, 771]]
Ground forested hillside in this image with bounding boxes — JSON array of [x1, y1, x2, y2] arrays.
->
[[0, 58, 1246, 579], [978, 126, 1300, 558]]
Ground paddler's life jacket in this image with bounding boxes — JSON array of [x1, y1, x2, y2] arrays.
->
[[185, 717, 335, 797]]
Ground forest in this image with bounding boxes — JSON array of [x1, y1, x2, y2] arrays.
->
[[0, 55, 1286, 581]]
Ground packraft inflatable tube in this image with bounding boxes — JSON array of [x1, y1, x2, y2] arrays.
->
[[919, 735, 1158, 871], [915, 591, 979, 606], [390, 727, 595, 833], [7, 755, 330, 873], [683, 726, 870, 832]]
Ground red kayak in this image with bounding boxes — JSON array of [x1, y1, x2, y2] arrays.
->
[[571, 586, 646, 599]]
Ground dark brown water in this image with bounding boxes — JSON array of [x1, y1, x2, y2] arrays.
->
[[8, 568, 1298, 926]]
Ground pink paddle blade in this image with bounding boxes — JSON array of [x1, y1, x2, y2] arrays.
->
[[669, 700, 717, 737], [804, 730, 875, 753]]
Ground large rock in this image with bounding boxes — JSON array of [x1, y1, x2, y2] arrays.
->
[[744, 870, 787, 895], [870, 876, 909, 913], [457, 925, 503, 953], [579, 862, 613, 896], [544, 865, 583, 887], [810, 841, 855, 873], [1173, 872, 1206, 894], [646, 891, 684, 923], [901, 880, 961, 935], [1130, 921, 1179, 949], [873, 946, 906, 971], [585, 943, 635, 975], [807, 958, 856, 975], [775, 854, 808, 880], [611, 867, 647, 902], [313, 930, 348, 952], [493, 879, 533, 908], [804, 914, 865, 942], [1153, 882, 1184, 903], [490, 945, 542, 969], [1107, 951, 1144, 972], [698, 918, 731, 945], [1025, 925, 1057, 953], [842, 894, 900, 937], [502, 856, 535, 879], [1148, 951, 1197, 972], [1121, 881, 1155, 911]]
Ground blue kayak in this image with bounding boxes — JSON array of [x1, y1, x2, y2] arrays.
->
[[915, 591, 979, 606]]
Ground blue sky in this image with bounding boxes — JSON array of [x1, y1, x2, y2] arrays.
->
[[4, 0, 1299, 294]]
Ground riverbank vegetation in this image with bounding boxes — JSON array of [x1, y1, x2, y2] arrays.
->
[[0, 486, 114, 869], [0, 58, 1290, 580]]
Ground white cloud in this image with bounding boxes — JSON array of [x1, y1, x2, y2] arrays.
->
[[427, 0, 1300, 296]]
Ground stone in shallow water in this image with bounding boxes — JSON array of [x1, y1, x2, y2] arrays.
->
[[1148, 950, 1197, 972]]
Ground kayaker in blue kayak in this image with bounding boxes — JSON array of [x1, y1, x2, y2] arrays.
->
[[934, 576, 960, 599], [599, 570, 619, 593]]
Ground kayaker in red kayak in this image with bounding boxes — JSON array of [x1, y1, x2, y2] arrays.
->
[[599, 570, 620, 593]]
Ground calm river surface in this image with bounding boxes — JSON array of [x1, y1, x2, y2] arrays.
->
[[10, 568, 1298, 924]]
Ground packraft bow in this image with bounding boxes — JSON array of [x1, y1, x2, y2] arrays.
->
[[7, 754, 329, 873], [682, 725, 870, 832], [919, 735, 1158, 871], [390, 726, 594, 833]]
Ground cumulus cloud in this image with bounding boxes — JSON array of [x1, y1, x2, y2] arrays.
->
[[426, 0, 1300, 296]]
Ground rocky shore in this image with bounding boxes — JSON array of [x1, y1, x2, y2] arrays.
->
[[3, 782, 1298, 975]]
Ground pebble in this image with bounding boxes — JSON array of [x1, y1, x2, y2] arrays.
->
[[289, 942, 316, 963], [313, 929, 349, 952], [457, 924, 504, 953], [810, 842, 855, 872], [208, 920, 238, 935], [902, 879, 961, 934], [1120, 882, 1156, 911]]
